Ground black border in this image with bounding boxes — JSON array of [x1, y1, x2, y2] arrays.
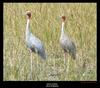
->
[[0, 1, 3, 87], [1, 1, 98, 88]]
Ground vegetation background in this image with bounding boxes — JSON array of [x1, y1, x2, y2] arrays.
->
[[4, 3, 96, 81]]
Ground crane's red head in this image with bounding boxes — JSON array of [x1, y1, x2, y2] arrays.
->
[[61, 15, 66, 22], [26, 11, 31, 19]]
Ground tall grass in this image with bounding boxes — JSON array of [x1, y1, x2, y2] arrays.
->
[[4, 3, 96, 81]]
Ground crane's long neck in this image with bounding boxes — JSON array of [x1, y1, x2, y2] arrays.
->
[[61, 22, 65, 35], [26, 19, 30, 39]]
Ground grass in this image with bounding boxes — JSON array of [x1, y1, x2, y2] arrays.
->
[[4, 3, 96, 81]]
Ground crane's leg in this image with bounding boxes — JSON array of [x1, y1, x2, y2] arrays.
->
[[29, 50, 33, 80], [64, 52, 67, 71], [64, 52, 66, 80], [66, 53, 69, 78], [64, 52, 69, 80]]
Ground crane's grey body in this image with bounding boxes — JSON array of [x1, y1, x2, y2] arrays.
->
[[26, 19, 46, 59], [60, 22, 76, 59]]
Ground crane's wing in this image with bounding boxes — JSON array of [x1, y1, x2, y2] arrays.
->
[[68, 40, 76, 59], [29, 33, 47, 59], [60, 34, 76, 59]]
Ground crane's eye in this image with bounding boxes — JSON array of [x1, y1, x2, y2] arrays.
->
[[62, 16, 66, 21]]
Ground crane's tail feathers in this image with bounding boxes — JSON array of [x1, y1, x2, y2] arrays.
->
[[71, 53, 76, 60], [73, 55, 76, 60], [39, 52, 47, 60]]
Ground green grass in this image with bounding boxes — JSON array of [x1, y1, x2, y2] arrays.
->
[[4, 3, 96, 81]]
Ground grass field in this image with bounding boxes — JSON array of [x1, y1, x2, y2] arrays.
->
[[4, 3, 96, 81]]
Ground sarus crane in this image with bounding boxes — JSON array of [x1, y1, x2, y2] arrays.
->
[[25, 11, 47, 80], [59, 15, 76, 76]]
